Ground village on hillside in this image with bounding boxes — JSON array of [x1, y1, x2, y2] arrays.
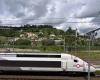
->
[[0, 25, 100, 53]]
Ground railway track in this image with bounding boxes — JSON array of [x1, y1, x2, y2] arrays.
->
[[0, 74, 99, 80], [0, 75, 89, 80], [95, 75, 100, 77]]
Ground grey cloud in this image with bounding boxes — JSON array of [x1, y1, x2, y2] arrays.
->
[[76, 0, 100, 18], [80, 27, 95, 33], [33, 0, 50, 18], [5, 0, 50, 19], [92, 15, 100, 25], [0, 21, 2, 24], [0, 0, 100, 34]]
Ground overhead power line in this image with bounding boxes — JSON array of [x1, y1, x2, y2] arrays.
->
[[0, 17, 85, 20], [0, 18, 100, 25], [86, 28, 100, 35]]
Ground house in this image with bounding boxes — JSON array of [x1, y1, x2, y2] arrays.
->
[[20, 32, 38, 40]]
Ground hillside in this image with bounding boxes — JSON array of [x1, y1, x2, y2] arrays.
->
[[0, 25, 100, 52]]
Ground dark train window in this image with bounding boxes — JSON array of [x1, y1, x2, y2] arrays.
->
[[17, 54, 61, 58], [74, 59, 78, 62], [0, 60, 61, 68]]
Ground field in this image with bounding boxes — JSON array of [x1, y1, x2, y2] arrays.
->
[[73, 51, 100, 60]]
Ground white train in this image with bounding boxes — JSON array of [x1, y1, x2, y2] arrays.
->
[[0, 53, 95, 74]]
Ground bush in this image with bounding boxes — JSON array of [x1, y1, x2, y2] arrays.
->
[[40, 45, 64, 52], [14, 45, 32, 49], [15, 39, 31, 45], [42, 39, 55, 46]]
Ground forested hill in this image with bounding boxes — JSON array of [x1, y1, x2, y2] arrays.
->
[[0, 25, 65, 37]]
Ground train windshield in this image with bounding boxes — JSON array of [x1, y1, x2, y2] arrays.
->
[[74, 59, 78, 62]]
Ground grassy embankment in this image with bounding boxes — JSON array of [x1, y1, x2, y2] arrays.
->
[[73, 51, 100, 60]]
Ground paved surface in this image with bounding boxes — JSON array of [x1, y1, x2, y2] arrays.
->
[[96, 68, 100, 71], [94, 65, 100, 71]]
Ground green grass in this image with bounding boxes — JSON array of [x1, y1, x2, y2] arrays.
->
[[95, 71, 100, 75], [69, 51, 100, 60]]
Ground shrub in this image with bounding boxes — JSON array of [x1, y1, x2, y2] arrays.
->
[[42, 39, 55, 46], [15, 39, 31, 45]]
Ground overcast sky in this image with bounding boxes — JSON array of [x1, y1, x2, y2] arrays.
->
[[0, 0, 100, 34]]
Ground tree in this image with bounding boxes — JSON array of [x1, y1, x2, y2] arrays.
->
[[65, 27, 77, 51], [66, 27, 76, 35]]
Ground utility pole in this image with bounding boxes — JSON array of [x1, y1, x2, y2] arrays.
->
[[88, 35, 91, 80], [75, 28, 77, 55], [86, 28, 100, 80], [12, 38, 15, 52], [64, 33, 66, 53]]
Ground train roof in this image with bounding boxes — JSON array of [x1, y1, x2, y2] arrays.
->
[[0, 53, 64, 55], [0, 53, 73, 59]]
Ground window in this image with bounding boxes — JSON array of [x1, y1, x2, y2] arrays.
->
[[17, 54, 61, 58], [0, 60, 61, 67], [74, 59, 78, 62]]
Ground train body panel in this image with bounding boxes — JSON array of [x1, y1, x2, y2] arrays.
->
[[0, 53, 96, 73]]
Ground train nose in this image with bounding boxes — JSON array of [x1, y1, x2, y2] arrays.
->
[[90, 66, 96, 72]]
